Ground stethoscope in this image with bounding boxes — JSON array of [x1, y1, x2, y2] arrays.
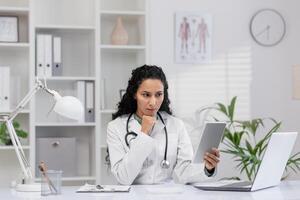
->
[[125, 112, 170, 169]]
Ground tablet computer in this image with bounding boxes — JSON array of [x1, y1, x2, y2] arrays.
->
[[193, 122, 226, 163]]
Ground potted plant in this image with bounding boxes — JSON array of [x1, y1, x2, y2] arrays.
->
[[208, 96, 300, 181], [0, 121, 28, 145]]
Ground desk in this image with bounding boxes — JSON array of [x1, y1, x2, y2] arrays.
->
[[1, 181, 300, 200]]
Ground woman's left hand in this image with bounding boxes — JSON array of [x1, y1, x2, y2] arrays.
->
[[204, 148, 220, 170]]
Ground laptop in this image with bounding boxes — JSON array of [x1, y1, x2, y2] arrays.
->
[[194, 132, 298, 192]]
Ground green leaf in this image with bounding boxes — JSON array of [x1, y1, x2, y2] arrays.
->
[[13, 121, 20, 129], [228, 96, 237, 121], [216, 103, 228, 117], [286, 152, 300, 173], [289, 152, 300, 160], [245, 141, 254, 155], [16, 130, 28, 138], [0, 121, 28, 145], [258, 121, 282, 156]]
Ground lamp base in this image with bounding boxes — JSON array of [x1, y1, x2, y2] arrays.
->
[[16, 183, 41, 192]]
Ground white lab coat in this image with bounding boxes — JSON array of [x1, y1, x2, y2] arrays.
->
[[106, 112, 215, 185]]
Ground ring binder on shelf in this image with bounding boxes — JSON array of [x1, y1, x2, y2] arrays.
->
[[44, 34, 53, 77], [0, 66, 10, 112], [85, 81, 95, 122], [36, 34, 45, 77], [53, 36, 62, 76], [76, 81, 85, 122], [36, 34, 53, 78]]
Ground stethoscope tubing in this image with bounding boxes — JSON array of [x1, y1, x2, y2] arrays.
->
[[125, 112, 169, 168]]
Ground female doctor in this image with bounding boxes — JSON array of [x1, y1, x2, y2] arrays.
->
[[107, 65, 220, 185]]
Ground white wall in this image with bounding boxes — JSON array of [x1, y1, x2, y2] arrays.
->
[[149, 0, 300, 180]]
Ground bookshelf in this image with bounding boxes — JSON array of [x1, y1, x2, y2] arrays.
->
[[0, 0, 30, 186], [0, 0, 149, 186], [98, 0, 148, 184], [32, 0, 97, 184]]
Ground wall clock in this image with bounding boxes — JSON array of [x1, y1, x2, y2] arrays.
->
[[249, 9, 286, 47]]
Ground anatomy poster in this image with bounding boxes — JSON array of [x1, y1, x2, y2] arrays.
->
[[175, 12, 212, 64]]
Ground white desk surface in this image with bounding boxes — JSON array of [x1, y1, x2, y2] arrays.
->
[[2, 181, 300, 200]]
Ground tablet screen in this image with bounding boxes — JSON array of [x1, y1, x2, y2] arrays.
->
[[193, 122, 226, 163]]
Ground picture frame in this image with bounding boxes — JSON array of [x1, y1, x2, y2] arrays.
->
[[175, 12, 212, 64], [119, 89, 126, 100], [292, 65, 300, 100], [0, 16, 19, 43]]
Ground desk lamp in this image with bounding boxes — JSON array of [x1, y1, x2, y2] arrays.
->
[[0, 78, 84, 192]]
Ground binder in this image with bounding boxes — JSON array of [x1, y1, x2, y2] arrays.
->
[[44, 34, 52, 77], [36, 34, 45, 77], [0, 67, 10, 112], [76, 81, 85, 123], [85, 81, 95, 122], [52, 36, 62, 76]]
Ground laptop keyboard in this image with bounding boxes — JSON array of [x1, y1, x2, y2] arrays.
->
[[224, 181, 252, 187], [194, 180, 252, 188], [194, 180, 240, 187]]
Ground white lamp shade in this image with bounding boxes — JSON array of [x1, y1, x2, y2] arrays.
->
[[53, 96, 84, 122]]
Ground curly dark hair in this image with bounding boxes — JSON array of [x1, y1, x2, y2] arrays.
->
[[112, 64, 172, 119]]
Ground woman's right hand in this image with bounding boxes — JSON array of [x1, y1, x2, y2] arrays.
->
[[141, 115, 156, 135]]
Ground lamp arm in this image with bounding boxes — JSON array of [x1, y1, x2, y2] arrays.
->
[[5, 78, 51, 181], [5, 118, 32, 180], [9, 80, 44, 121], [1, 77, 80, 183]]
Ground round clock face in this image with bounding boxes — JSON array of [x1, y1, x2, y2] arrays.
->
[[250, 9, 286, 47]]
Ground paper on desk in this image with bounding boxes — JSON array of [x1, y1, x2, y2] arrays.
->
[[146, 186, 184, 194], [76, 183, 130, 193]]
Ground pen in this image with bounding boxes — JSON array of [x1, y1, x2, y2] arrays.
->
[[38, 161, 58, 193], [96, 185, 104, 190]]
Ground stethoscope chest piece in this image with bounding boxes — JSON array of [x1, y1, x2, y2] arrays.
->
[[160, 159, 170, 169]]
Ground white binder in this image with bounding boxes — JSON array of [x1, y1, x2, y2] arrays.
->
[[53, 36, 62, 76], [36, 34, 45, 77], [85, 81, 95, 122], [0, 67, 10, 112], [76, 81, 85, 122], [44, 34, 52, 77]]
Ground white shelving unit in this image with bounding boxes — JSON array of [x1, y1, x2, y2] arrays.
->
[[35, 123, 96, 127], [32, 0, 97, 185], [0, 0, 149, 186], [0, 43, 30, 48], [0, 0, 31, 186], [0, 146, 30, 150], [43, 77, 96, 81], [98, 0, 148, 184]]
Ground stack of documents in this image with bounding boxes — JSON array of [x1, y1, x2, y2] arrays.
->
[[76, 183, 130, 193]]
